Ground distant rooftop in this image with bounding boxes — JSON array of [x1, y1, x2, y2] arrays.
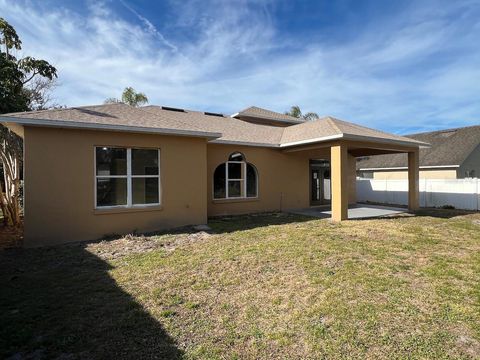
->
[[357, 125, 480, 169]]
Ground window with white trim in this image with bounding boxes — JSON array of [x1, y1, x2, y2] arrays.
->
[[95, 147, 160, 208], [213, 152, 258, 199]]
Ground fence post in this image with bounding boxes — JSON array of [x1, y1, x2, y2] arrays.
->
[[385, 178, 388, 204], [424, 178, 428, 208], [477, 179, 479, 211]]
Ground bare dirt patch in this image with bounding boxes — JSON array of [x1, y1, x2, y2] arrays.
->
[[86, 229, 212, 260]]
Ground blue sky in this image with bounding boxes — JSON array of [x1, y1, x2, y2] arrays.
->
[[1, 0, 479, 134]]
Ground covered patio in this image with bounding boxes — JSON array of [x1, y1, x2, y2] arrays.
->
[[288, 204, 409, 220], [283, 134, 425, 221]]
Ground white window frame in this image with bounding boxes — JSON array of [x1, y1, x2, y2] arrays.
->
[[94, 146, 161, 209], [213, 157, 258, 200]]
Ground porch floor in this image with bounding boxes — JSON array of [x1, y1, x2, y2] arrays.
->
[[287, 204, 410, 220]]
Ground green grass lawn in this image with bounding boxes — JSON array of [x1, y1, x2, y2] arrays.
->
[[1, 210, 480, 359]]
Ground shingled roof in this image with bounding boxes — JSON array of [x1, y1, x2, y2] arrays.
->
[[0, 103, 222, 139], [233, 106, 305, 125], [280, 116, 424, 147], [142, 105, 285, 146], [357, 125, 480, 170], [0, 103, 426, 149]]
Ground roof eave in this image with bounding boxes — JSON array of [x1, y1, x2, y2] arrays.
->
[[342, 134, 431, 148], [279, 133, 430, 149], [0, 116, 222, 140], [209, 139, 279, 148], [358, 165, 460, 171]]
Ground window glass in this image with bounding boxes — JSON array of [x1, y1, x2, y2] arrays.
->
[[96, 147, 127, 175], [246, 164, 257, 197], [213, 154, 258, 200], [228, 162, 242, 179], [228, 152, 245, 161], [96, 178, 127, 206], [228, 180, 242, 197], [213, 163, 226, 199], [132, 149, 159, 175], [132, 178, 159, 204]]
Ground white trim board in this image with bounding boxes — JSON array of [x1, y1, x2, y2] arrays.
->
[[0, 116, 222, 139], [279, 133, 429, 149], [359, 165, 460, 171], [209, 139, 279, 148]]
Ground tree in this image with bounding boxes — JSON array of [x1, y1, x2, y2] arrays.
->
[[0, 127, 22, 226], [105, 87, 148, 107], [0, 17, 58, 227], [24, 77, 62, 110], [285, 105, 319, 121]]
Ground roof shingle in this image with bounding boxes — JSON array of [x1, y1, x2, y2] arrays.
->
[[357, 125, 480, 169], [234, 106, 305, 124], [0, 103, 426, 149]]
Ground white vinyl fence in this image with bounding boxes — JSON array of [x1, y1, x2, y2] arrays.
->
[[357, 178, 480, 211]]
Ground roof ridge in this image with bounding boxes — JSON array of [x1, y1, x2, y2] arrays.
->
[[330, 116, 423, 142], [325, 116, 342, 134]]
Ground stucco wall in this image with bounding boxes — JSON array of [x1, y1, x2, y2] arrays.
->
[[206, 144, 311, 216], [368, 169, 458, 180], [24, 127, 208, 247]]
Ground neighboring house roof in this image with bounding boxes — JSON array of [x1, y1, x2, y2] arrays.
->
[[357, 125, 480, 170], [233, 106, 305, 125], [0, 103, 426, 149]]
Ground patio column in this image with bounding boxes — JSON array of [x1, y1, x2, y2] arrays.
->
[[331, 143, 348, 221], [348, 154, 357, 205], [408, 150, 420, 211]]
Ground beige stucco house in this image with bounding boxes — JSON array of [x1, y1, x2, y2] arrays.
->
[[0, 104, 426, 247], [357, 125, 480, 180]]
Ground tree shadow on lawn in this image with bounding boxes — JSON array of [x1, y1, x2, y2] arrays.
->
[[360, 202, 479, 219], [207, 209, 479, 234], [208, 212, 315, 234], [0, 244, 183, 359]]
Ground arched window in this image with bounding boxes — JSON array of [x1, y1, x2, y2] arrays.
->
[[213, 152, 258, 199]]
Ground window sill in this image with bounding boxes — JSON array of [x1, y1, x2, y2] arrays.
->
[[212, 197, 259, 204], [93, 205, 163, 215]]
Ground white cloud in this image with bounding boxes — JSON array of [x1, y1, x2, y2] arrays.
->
[[1, 0, 479, 133]]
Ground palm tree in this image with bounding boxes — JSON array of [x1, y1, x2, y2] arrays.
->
[[285, 105, 319, 121], [105, 87, 148, 107]]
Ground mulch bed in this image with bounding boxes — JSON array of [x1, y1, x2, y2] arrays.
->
[[0, 222, 23, 249]]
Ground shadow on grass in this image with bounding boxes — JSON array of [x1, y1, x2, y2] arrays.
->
[[208, 212, 315, 234], [359, 202, 479, 220], [413, 207, 478, 219], [0, 245, 183, 359], [206, 208, 479, 234]]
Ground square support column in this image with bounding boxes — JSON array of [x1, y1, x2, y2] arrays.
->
[[348, 154, 357, 205], [408, 150, 420, 211], [331, 144, 349, 221]]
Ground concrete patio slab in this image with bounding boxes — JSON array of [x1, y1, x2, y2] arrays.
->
[[287, 204, 410, 220]]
